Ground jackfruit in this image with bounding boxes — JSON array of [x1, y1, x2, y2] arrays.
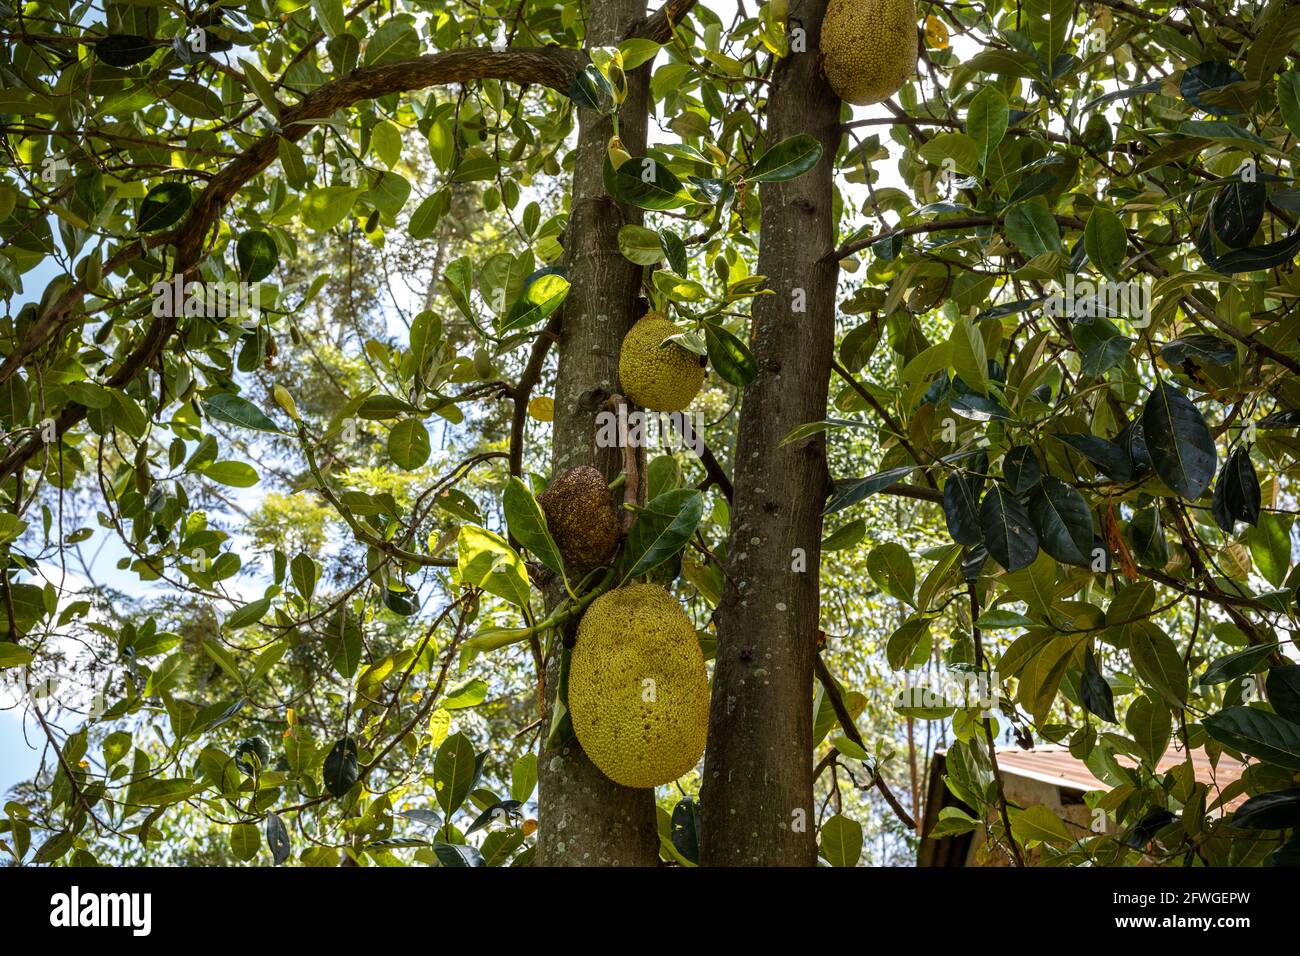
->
[[618, 314, 706, 413], [821, 0, 919, 106], [567, 584, 709, 788], [538, 466, 622, 573]]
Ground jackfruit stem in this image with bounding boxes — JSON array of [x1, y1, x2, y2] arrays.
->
[[607, 473, 627, 491]]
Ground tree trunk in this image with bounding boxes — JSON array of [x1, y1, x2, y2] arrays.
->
[[535, 0, 660, 867], [700, 0, 840, 867]]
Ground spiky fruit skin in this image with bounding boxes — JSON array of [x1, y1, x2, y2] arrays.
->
[[617, 314, 706, 413], [537, 466, 621, 574], [568, 584, 709, 789], [821, 0, 919, 106]]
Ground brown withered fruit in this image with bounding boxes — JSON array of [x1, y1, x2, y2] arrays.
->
[[537, 465, 622, 574]]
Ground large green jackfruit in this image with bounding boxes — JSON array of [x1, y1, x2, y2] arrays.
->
[[822, 0, 919, 106], [618, 314, 706, 413], [567, 584, 709, 789]]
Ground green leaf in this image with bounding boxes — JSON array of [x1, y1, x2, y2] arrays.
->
[[433, 732, 478, 817], [617, 224, 664, 265], [621, 489, 704, 582], [388, 419, 431, 469], [1011, 804, 1073, 847], [0, 642, 34, 668], [607, 156, 687, 209], [1026, 476, 1093, 565], [1200, 644, 1274, 686], [311, 0, 345, 38], [503, 477, 566, 580], [967, 85, 1008, 170], [266, 812, 292, 865], [1203, 706, 1300, 770], [442, 677, 488, 710], [886, 617, 930, 669], [1126, 694, 1171, 764], [749, 134, 823, 182], [1141, 382, 1217, 500], [201, 393, 282, 433], [301, 186, 363, 232], [95, 35, 156, 67], [225, 597, 271, 630], [980, 485, 1039, 572], [1233, 788, 1300, 830], [948, 316, 987, 395], [230, 823, 261, 862], [511, 753, 538, 803], [322, 738, 359, 798], [325, 608, 364, 679], [1128, 621, 1187, 707], [819, 814, 863, 867], [975, 610, 1035, 629], [236, 230, 278, 281], [364, 19, 420, 67], [916, 544, 964, 613], [703, 321, 756, 387], [1004, 203, 1061, 257], [137, 183, 191, 233], [201, 460, 259, 488], [1279, 72, 1300, 138], [456, 526, 530, 607], [1084, 206, 1126, 281], [867, 542, 915, 604]]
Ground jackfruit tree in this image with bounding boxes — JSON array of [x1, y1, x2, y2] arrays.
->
[[1, 0, 1299, 873]]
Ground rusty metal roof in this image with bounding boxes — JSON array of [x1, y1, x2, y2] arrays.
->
[[993, 745, 1246, 797]]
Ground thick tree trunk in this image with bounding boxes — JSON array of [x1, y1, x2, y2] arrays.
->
[[699, 0, 841, 867], [535, 0, 660, 867]]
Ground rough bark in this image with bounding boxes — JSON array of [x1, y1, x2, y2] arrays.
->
[[534, 0, 660, 867], [699, 0, 840, 867]]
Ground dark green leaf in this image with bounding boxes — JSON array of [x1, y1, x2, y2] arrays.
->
[[703, 321, 756, 387], [980, 485, 1039, 572], [388, 419, 431, 469], [1081, 649, 1116, 722], [96, 35, 157, 67], [201, 393, 282, 433], [1204, 706, 1300, 770], [236, 230, 278, 282], [1161, 333, 1236, 367], [943, 470, 984, 546], [1003, 445, 1041, 495], [1212, 178, 1266, 249], [1057, 433, 1133, 482], [670, 796, 702, 863], [322, 737, 360, 798], [1268, 666, 1300, 725], [1199, 644, 1274, 686], [1027, 477, 1093, 565], [749, 134, 823, 182], [621, 489, 704, 582], [137, 183, 192, 233], [266, 812, 292, 865], [1232, 788, 1300, 830], [1141, 382, 1217, 499]]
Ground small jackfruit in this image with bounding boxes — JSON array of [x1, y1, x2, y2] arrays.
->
[[537, 466, 622, 573], [618, 314, 705, 413], [821, 0, 919, 106], [567, 584, 709, 788]]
